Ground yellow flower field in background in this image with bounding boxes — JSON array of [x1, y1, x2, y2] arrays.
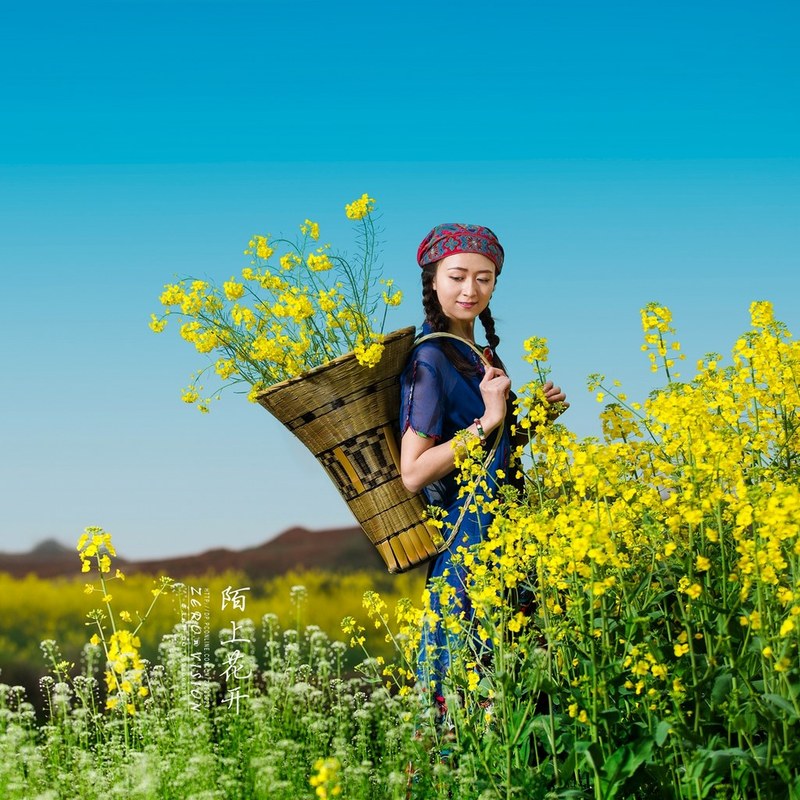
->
[[0, 567, 424, 684]]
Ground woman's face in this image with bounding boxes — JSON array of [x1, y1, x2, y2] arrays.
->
[[433, 252, 496, 325]]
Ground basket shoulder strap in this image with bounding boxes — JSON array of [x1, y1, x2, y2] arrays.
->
[[413, 331, 492, 367]]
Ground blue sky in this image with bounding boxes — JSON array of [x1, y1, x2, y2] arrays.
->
[[1, 1, 798, 560]]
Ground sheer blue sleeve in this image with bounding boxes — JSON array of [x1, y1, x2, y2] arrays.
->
[[400, 355, 445, 441]]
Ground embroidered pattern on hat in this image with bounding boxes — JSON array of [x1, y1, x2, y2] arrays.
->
[[417, 223, 504, 272]]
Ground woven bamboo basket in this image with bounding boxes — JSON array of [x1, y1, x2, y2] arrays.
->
[[255, 326, 444, 573]]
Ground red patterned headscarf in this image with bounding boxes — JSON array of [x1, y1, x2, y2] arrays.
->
[[416, 222, 504, 274]]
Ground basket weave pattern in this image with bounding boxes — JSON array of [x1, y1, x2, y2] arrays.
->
[[255, 327, 442, 573]]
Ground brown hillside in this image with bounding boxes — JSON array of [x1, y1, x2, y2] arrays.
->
[[0, 526, 386, 580]]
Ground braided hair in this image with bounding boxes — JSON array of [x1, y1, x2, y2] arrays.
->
[[420, 263, 505, 376]]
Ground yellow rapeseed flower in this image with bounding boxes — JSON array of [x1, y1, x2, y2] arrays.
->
[[523, 336, 549, 363], [223, 278, 246, 301], [354, 337, 385, 368], [159, 283, 186, 307], [253, 235, 274, 260], [280, 252, 302, 271], [309, 757, 342, 799], [345, 193, 375, 220], [382, 288, 403, 306], [307, 251, 333, 272], [300, 219, 321, 240], [149, 313, 168, 333]]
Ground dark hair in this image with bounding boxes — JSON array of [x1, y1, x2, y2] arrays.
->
[[421, 263, 505, 376]]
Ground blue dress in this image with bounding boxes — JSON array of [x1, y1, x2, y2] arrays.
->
[[399, 323, 511, 698]]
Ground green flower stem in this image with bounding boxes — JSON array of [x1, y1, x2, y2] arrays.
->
[[657, 330, 675, 384]]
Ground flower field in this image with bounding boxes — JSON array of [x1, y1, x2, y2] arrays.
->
[[0, 567, 423, 709], [1, 300, 799, 799]]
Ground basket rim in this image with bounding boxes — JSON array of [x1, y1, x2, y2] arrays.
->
[[255, 325, 417, 401]]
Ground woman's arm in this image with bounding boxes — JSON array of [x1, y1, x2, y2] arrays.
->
[[400, 427, 459, 494], [400, 366, 510, 494]]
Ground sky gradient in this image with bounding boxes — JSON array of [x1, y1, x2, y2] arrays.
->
[[1, 1, 798, 560]]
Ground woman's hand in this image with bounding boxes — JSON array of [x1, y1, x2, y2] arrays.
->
[[542, 380, 569, 420], [479, 366, 512, 432]]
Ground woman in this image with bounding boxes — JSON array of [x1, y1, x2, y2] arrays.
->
[[399, 222, 568, 703]]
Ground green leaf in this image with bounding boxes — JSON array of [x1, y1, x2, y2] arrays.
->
[[600, 738, 654, 796], [711, 671, 733, 706], [654, 719, 671, 746], [575, 739, 601, 774], [763, 692, 799, 722], [687, 746, 752, 781]]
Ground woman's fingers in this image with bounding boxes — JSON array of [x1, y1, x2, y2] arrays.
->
[[481, 367, 510, 393], [540, 380, 569, 418], [480, 371, 512, 420], [482, 365, 507, 381], [541, 380, 567, 403]]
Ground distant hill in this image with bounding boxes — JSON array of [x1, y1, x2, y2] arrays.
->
[[0, 526, 386, 580]]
